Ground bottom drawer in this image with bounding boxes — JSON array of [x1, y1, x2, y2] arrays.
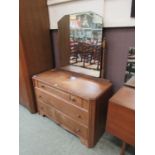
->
[[37, 101, 88, 139]]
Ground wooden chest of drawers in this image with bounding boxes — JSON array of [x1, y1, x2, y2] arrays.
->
[[32, 69, 112, 147]]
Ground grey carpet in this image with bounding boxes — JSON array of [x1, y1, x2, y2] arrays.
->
[[19, 105, 134, 155]]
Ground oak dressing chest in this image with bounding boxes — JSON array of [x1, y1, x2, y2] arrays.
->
[[33, 69, 112, 147]]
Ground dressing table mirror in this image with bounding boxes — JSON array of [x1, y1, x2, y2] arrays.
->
[[124, 47, 135, 88], [58, 11, 105, 78]]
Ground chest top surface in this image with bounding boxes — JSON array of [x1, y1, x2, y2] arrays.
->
[[33, 69, 112, 100], [109, 86, 135, 110]]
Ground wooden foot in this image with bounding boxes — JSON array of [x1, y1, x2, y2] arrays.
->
[[38, 110, 46, 117], [80, 138, 94, 148], [120, 141, 126, 155]]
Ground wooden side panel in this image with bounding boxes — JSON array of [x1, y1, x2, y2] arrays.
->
[[106, 102, 135, 145], [94, 87, 113, 145], [58, 15, 70, 67]]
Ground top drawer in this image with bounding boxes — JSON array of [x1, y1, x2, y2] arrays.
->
[[36, 81, 89, 111], [37, 81, 70, 101]]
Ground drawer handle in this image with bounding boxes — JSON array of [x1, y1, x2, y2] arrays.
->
[[41, 85, 45, 88], [71, 96, 76, 102], [75, 129, 80, 133], [77, 114, 81, 118]]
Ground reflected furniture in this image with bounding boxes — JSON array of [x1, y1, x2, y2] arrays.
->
[[19, 0, 54, 113], [106, 86, 135, 155], [33, 69, 112, 147]]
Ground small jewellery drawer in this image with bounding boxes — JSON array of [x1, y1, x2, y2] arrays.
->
[[37, 101, 88, 139], [35, 88, 89, 126], [37, 81, 70, 101], [70, 95, 89, 111]]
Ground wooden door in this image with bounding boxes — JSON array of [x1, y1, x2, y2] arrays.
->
[[19, 37, 36, 113], [19, 0, 54, 113]]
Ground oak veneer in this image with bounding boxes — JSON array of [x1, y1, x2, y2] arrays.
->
[[33, 69, 112, 147]]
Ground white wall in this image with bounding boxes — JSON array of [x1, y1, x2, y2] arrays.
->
[[48, 0, 104, 29], [104, 0, 135, 27], [47, 0, 135, 29], [47, 0, 81, 6]]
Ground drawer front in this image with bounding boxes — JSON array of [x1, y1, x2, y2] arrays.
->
[[37, 81, 70, 101], [37, 81, 89, 111], [35, 88, 89, 126], [37, 101, 88, 139], [37, 101, 55, 118]]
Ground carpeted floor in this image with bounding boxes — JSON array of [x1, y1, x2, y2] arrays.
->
[[19, 105, 134, 155]]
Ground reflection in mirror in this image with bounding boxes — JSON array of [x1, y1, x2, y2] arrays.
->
[[69, 12, 103, 77], [58, 11, 104, 78], [124, 47, 135, 87]]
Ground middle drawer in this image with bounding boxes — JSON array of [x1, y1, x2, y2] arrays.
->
[[35, 87, 89, 126]]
